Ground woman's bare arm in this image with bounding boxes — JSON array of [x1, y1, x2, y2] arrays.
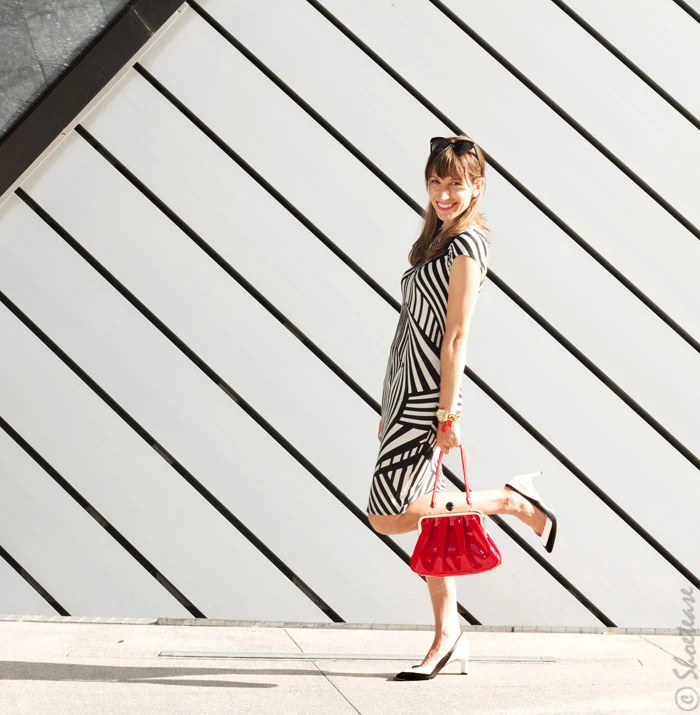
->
[[438, 255, 481, 413]]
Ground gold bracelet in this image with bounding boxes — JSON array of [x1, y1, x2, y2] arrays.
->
[[436, 408, 461, 422]]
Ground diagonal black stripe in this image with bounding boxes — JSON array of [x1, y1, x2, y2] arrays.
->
[[291, 0, 700, 462], [427, 0, 700, 240], [551, 0, 700, 132], [104, 58, 698, 615], [672, 0, 700, 23], [302, 0, 698, 354], [0, 414, 205, 618], [176, 10, 700, 471], [72, 92, 612, 625], [0, 266, 343, 624], [168, 7, 700, 467], [186, 0, 423, 215], [14, 157, 479, 624], [0, 535, 69, 616]]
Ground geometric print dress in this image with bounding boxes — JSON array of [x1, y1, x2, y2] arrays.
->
[[366, 226, 490, 516]]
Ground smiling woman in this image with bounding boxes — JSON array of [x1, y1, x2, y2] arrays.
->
[[366, 134, 492, 523], [408, 134, 490, 266], [364, 135, 558, 681]]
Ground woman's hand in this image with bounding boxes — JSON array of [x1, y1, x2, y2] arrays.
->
[[377, 418, 383, 441], [436, 419, 461, 454]]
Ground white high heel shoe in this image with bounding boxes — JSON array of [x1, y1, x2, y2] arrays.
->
[[395, 633, 469, 680], [504, 471, 558, 553]]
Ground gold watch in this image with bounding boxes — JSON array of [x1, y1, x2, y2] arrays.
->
[[435, 408, 461, 422]]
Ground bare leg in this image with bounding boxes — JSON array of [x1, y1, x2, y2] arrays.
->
[[414, 575, 463, 669], [366, 485, 548, 672], [368, 487, 545, 536]]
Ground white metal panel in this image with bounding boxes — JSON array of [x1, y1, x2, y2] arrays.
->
[[0, 559, 60, 616], [62, 60, 601, 625], [124, 8, 700, 575], [199, 0, 700, 462], [455, 380, 695, 629], [134, 8, 427, 299], [564, 0, 700, 119], [309, 0, 700, 338], [0, 549, 61, 617], [1, 0, 694, 628], [19, 131, 601, 627], [439, 0, 700, 223], [681, 0, 700, 14], [50, 73, 688, 626], [0, 199, 324, 622], [1, 191, 465, 626], [68, 15, 696, 624], [0, 430, 187, 617], [202, 0, 443, 204], [471, 284, 700, 574]]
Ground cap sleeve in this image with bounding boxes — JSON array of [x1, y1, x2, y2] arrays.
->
[[447, 229, 489, 278]]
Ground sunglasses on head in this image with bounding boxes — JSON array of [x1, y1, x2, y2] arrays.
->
[[430, 136, 482, 170]]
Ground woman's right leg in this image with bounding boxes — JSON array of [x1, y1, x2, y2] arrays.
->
[[368, 487, 544, 536]]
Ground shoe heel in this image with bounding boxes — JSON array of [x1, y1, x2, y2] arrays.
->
[[514, 470, 542, 480], [458, 657, 469, 674], [506, 471, 542, 496], [504, 471, 558, 554], [448, 638, 469, 674]]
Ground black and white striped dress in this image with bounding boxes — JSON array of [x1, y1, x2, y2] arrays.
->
[[366, 226, 490, 516]]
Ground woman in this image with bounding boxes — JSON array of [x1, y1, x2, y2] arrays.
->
[[366, 135, 558, 681]]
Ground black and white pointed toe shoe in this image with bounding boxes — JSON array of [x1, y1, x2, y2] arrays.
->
[[504, 471, 558, 553], [394, 633, 469, 680]]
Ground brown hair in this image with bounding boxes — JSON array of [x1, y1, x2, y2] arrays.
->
[[408, 135, 491, 267]]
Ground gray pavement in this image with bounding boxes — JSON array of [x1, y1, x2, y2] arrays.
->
[[0, 617, 696, 714]]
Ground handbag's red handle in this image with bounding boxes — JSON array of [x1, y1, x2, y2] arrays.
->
[[430, 442, 472, 509]]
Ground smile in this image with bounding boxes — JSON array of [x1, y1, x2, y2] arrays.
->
[[436, 202, 456, 211]]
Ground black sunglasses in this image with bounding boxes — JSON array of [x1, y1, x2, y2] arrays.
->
[[430, 136, 482, 170]]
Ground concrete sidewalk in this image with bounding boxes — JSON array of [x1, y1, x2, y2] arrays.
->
[[0, 617, 693, 714]]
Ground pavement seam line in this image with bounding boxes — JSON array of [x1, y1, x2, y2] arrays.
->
[[284, 627, 361, 714]]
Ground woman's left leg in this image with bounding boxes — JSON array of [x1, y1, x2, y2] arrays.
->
[[368, 486, 541, 536], [367, 486, 548, 673]]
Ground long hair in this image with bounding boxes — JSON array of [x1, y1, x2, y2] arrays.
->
[[408, 135, 491, 267]]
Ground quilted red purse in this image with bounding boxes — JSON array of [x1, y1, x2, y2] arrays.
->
[[410, 443, 502, 576]]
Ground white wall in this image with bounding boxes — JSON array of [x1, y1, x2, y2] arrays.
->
[[0, 0, 698, 627]]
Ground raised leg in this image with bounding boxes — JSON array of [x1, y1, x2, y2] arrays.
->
[[368, 486, 544, 536]]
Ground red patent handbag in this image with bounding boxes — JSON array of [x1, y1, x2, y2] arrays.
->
[[410, 443, 502, 577]]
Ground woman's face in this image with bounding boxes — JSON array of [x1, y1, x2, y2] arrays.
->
[[428, 172, 473, 227]]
